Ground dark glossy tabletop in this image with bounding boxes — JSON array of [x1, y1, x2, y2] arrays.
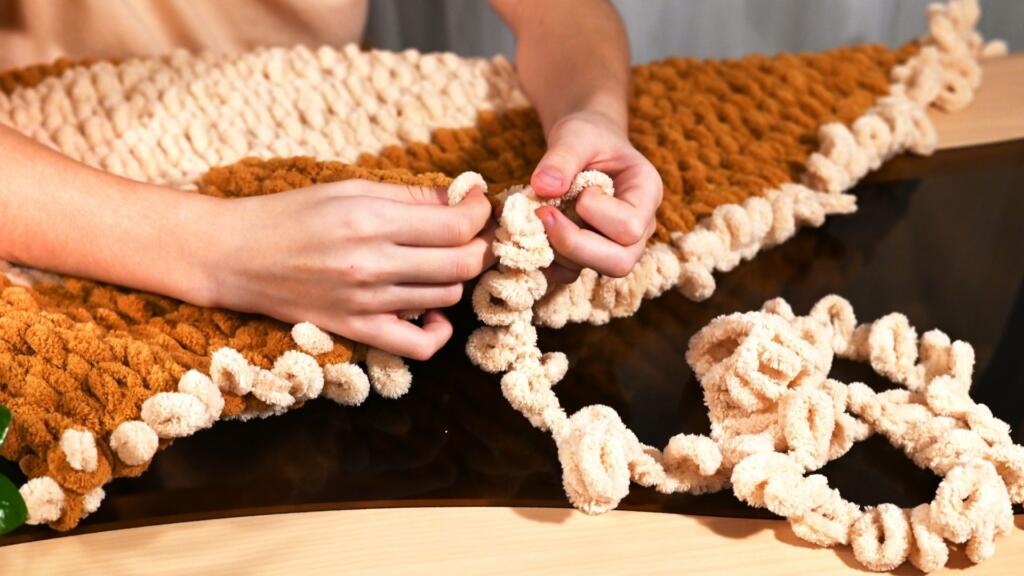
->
[[2, 141, 1022, 545]]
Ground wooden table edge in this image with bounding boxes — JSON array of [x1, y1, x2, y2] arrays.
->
[[929, 52, 1024, 150], [0, 507, 1021, 575]]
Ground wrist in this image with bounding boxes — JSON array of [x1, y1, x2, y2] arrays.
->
[[577, 91, 629, 132], [546, 90, 629, 139], [141, 185, 226, 308]]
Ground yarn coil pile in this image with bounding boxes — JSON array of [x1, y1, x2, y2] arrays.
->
[[483, 291, 1022, 572]]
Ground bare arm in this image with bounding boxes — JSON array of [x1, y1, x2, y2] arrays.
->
[[489, 0, 626, 133], [491, 0, 662, 281], [0, 124, 218, 304], [0, 124, 493, 359], [491, 0, 629, 133]]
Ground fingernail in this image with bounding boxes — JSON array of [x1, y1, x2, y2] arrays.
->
[[534, 168, 563, 191]]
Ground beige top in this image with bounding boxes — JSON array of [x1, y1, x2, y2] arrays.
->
[[0, 0, 368, 69]]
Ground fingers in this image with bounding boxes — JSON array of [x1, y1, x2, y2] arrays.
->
[[575, 156, 662, 246], [531, 130, 591, 200], [387, 188, 493, 247], [609, 158, 663, 227], [391, 225, 497, 283], [537, 206, 647, 278], [318, 180, 494, 247], [348, 283, 465, 314], [574, 187, 649, 246], [319, 180, 452, 205], [343, 310, 453, 361]]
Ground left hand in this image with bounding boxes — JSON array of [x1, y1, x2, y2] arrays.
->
[[530, 110, 663, 284]]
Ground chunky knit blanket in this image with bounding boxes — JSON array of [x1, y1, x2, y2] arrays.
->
[[0, 0, 1019, 571]]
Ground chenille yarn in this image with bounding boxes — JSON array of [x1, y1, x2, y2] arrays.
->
[[0, 0, 1010, 544]]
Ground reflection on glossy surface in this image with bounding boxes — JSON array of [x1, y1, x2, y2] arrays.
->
[[3, 142, 1023, 544]]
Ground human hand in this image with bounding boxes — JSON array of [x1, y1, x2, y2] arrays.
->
[[202, 180, 495, 360], [530, 110, 663, 283]]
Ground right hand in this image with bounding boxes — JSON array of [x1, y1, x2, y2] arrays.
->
[[200, 180, 495, 360]]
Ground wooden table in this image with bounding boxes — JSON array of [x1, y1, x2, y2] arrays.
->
[[927, 54, 1024, 149], [2, 508, 1022, 575], [1, 55, 1022, 575]]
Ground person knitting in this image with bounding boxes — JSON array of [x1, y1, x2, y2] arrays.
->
[[0, 0, 662, 360]]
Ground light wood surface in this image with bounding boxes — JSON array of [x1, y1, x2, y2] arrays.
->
[[932, 54, 1024, 150], [0, 507, 1021, 575]]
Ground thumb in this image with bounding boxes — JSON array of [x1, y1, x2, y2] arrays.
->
[[531, 131, 590, 199]]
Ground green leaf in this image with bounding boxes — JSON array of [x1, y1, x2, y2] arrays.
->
[[0, 405, 11, 449], [0, 474, 27, 535]]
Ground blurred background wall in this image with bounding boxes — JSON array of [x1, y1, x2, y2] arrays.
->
[[366, 0, 1022, 63]]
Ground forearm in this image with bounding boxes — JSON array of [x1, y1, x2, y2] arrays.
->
[[491, 0, 660, 279], [492, 0, 631, 132], [0, 124, 217, 303]]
